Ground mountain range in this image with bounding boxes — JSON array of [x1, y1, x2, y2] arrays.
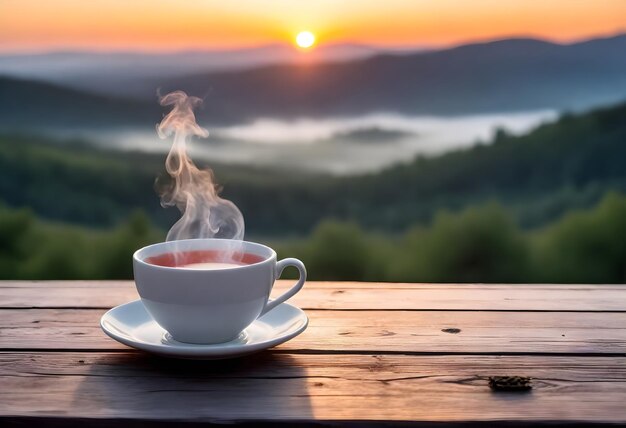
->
[[2, 34, 626, 130], [162, 35, 626, 121]]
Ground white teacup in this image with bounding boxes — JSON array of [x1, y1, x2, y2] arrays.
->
[[133, 238, 306, 344]]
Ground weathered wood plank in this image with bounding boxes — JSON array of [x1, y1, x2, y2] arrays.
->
[[2, 309, 626, 354], [1, 281, 626, 311], [1, 352, 625, 424], [4, 281, 622, 290]]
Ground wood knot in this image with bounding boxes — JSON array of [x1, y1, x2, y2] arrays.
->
[[441, 328, 461, 334], [489, 376, 532, 392], [368, 355, 386, 372]]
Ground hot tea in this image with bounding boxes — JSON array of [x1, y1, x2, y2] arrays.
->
[[146, 250, 264, 269], [134, 239, 306, 344]]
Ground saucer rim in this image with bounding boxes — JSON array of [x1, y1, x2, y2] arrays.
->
[[100, 299, 308, 359]]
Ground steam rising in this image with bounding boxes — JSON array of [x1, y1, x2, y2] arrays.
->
[[157, 91, 244, 244]]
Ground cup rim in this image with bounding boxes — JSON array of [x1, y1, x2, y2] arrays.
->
[[133, 238, 276, 272]]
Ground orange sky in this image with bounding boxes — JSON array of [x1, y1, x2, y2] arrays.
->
[[1, 0, 626, 52]]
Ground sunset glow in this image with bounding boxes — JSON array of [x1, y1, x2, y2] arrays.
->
[[0, 0, 625, 52]]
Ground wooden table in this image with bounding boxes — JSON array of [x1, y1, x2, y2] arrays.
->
[[1, 281, 626, 426]]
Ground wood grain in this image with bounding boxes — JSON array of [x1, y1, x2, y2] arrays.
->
[[2, 281, 626, 311], [3, 281, 626, 426], [2, 308, 626, 354], [0, 352, 625, 424]]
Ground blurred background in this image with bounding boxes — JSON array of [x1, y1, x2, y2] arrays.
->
[[0, 0, 625, 282]]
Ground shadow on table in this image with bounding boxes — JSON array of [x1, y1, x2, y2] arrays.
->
[[71, 351, 313, 424]]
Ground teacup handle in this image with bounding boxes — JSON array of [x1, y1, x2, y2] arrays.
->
[[261, 258, 307, 316]]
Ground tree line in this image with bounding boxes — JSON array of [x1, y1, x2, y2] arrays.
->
[[1, 192, 624, 283]]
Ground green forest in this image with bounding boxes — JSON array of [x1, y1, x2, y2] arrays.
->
[[0, 101, 625, 282], [1, 192, 624, 282]]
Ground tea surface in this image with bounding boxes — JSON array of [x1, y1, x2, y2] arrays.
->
[[146, 250, 264, 268], [180, 262, 244, 270]]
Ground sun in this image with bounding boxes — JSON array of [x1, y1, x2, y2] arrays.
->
[[296, 31, 316, 49]]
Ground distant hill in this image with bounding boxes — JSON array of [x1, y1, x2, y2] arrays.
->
[[0, 133, 327, 231], [0, 44, 388, 97], [164, 35, 626, 121], [332, 127, 414, 143], [1, 100, 625, 235], [340, 100, 626, 230], [0, 76, 158, 130]]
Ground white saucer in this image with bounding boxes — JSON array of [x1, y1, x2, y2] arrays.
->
[[101, 300, 308, 359]]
